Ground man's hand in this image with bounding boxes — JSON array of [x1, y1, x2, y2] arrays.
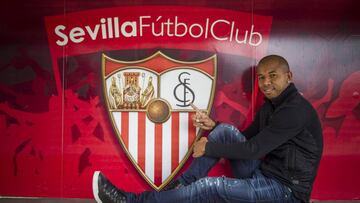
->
[[190, 103, 216, 130], [192, 137, 208, 158]]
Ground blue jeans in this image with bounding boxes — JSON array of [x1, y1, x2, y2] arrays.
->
[[130, 124, 300, 203]]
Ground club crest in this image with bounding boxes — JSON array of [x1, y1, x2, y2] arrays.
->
[[102, 51, 217, 190]]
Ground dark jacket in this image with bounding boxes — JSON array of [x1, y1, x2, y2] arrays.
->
[[205, 83, 323, 202]]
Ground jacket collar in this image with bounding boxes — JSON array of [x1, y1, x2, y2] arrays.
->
[[265, 83, 298, 108]]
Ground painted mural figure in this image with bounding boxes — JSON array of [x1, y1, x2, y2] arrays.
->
[[123, 73, 141, 109], [93, 55, 323, 203], [140, 76, 155, 108], [109, 77, 123, 109]]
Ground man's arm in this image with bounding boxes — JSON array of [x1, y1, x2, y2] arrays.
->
[[204, 107, 305, 160], [241, 111, 260, 140], [191, 104, 259, 157]]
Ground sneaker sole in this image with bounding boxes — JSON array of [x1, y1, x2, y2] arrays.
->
[[92, 171, 103, 203]]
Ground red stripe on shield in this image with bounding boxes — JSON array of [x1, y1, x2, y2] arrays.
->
[[188, 112, 196, 149], [121, 112, 129, 148], [171, 112, 180, 171], [138, 112, 146, 171], [154, 123, 162, 186]]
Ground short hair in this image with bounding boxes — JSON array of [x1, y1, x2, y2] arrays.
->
[[257, 55, 290, 71]]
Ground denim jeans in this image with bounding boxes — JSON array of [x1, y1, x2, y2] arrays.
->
[[130, 124, 300, 203]]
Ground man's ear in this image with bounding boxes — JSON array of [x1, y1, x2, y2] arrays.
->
[[287, 71, 293, 82]]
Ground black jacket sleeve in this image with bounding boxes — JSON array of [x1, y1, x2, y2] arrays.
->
[[242, 111, 260, 140], [205, 106, 305, 160]]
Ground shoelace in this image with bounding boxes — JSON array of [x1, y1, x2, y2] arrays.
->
[[102, 183, 126, 203]]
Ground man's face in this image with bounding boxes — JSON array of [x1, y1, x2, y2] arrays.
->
[[256, 61, 292, 99]]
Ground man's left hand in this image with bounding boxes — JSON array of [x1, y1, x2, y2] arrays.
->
[[192, 137, 208, 158]]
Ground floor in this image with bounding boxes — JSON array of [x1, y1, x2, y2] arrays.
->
[[0, 198, 358, 203], [0, 198, 95, 203]]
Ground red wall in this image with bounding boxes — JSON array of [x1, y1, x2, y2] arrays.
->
[[0, 0, 359, 200]]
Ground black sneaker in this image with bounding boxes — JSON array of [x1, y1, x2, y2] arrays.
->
[[92, 171, 128, 203], [162, 179, 184, 191]]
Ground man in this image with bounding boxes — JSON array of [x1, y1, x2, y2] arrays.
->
[[93, 55, 323, 203]]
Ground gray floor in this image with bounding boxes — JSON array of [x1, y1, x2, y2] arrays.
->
[[0, 198, 95, 203], [0, 198, 358, 203]]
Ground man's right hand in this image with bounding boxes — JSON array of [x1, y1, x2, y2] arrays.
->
[[190, 103, 216, 130]]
